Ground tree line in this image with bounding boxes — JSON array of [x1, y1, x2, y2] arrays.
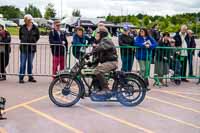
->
[[106, 13, 200, 34], [0, 4, 199, 35], [0, 4, 81, 19], [0, 3, 56, 19]]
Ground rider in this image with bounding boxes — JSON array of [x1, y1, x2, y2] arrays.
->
[[92, 27, 118, 96]]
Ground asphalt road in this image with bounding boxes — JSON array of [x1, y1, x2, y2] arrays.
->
[[0, 75, 200, 133], [0, 36, 199, 133]]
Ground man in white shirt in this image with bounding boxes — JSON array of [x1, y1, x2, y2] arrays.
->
[[173, 25, 190, 82]]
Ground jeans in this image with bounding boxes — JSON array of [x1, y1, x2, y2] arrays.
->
[[19, 52, 35, 80], [121, 55, 134, 72], [188, 53, 193, 75]]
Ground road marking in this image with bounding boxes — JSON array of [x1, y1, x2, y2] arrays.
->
[[55, 96, 154, 133], [137, 107, 200, 129], [146, 96, 200, 114], [0, 128, 7, 133], [23, 105, 83, 133], [4, 95, 48, 112], [4, 91, 62, 112], [172, 92, 200, 96], [4, 90, 199, 132], [81, 105, 154, 133], [152, 90, 200, 102]]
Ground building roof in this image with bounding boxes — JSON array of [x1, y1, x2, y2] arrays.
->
[[61, 17, 106, 26]]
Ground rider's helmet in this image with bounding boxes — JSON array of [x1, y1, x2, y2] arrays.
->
[[97, 27, 109, 40]]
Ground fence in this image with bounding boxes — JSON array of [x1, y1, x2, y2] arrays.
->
[[67, 45, 200, 81], [0, 43, 200, 82], [0, 43, 67, 77]]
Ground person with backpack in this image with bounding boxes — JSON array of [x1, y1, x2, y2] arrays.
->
[[49, 20, 68, 78]]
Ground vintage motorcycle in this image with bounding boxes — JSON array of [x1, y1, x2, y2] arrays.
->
[[49, 52, 147, 107]]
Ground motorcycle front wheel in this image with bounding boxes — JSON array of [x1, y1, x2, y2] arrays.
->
[[49, 74, 83, 107]]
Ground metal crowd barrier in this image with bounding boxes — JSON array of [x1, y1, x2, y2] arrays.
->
[[0, 42, 67, 77], [151, 47, 200, 83], [67, 44, 141, 73], [68, 45, 200, 81], [0, 42, 199, 82]]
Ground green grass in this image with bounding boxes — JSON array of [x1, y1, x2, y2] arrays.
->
[[6, 27, 19, 36], [6, 27, 49, 36]]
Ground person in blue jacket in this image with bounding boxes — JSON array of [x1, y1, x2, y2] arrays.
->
[[135, 28, 157, 88], [72, 26, 90, 59]]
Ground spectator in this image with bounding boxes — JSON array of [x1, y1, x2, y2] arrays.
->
[[169, 39, 182, 85], [150, 24, 161, 64], [72, 26, 90, 59], [135, 28, 157, 88], [0, 24, 11, 81], [130, 29, 138, 38], [187, 30, 196, 77], [151, 24, 161, 42], [19, 14, 40, 83], [154, 32, 171, 86], [173, 25, 190, 82], [197, 51, 200, 85], [49, 20, 68, 78], [118, 25, 135, 72], [91, 23, 111, 44]]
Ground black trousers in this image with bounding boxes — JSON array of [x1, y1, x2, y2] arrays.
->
[[0, 52, 5, 77], [0, 52, 9, 78]]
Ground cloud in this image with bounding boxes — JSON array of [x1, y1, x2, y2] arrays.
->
[[0, 0, 200, 17]]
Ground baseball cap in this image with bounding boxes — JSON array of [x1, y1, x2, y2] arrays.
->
[[123, 24, 130, 31]]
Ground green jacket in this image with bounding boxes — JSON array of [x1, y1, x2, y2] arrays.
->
[[92, 30, 112, 39]]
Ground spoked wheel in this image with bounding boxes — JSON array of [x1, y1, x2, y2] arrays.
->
[[49, 74, 83, 107], [115, 73, 146, 107]]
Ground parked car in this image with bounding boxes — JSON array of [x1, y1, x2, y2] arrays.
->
[[0, 20, 6, 28], [5, 20, 18, 27]]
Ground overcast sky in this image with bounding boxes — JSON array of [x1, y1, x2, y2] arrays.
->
[[1, 0, 200, 17]]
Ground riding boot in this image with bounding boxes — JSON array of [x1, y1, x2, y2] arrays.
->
[[95, 73, 111, 95]]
